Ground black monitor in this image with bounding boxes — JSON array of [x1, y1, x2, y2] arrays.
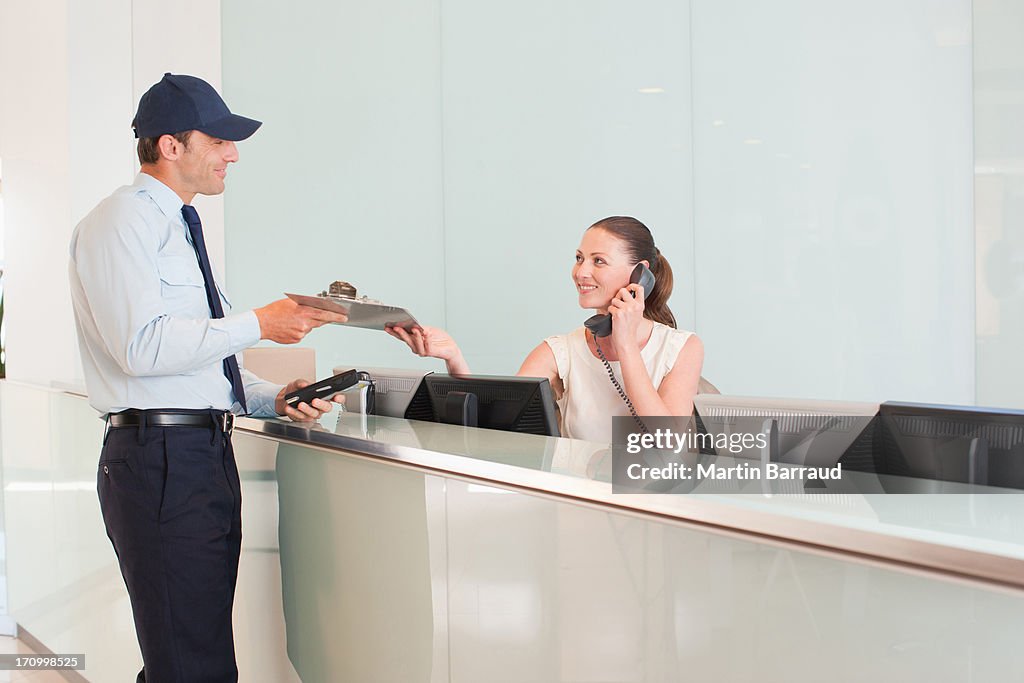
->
[[403, 374, 560, 437], [869, 402, 1024, 489]]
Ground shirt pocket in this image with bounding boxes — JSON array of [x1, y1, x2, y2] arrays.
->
[[157, 254, 208, 316], [158, 254, 204, 287]]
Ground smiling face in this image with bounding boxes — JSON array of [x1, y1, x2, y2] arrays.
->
[[573, 228, 637, 312], [175, 130, 238, 198]]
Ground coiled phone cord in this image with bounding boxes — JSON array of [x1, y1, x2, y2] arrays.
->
[[592, 333, 649, 434]]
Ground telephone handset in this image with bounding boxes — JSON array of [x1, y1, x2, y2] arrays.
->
[[584, 263, 656, 338], [582, 262, 656, 434]]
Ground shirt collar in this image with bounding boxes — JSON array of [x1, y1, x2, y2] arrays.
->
[[134, 172, 185, 222]]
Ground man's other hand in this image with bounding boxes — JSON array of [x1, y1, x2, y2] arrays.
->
[[274, 378, 346, 421]]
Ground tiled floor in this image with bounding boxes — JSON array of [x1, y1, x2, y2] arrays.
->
[[0, 636, 74, 683]]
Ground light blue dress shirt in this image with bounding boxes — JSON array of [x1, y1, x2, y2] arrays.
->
[[69, 172, 282, 416]]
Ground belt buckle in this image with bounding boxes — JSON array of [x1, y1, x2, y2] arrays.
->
[[221, 412, 235, 436]]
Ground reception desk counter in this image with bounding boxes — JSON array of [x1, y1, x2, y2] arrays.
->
[[2, 381, 1023, 682], [245, 411, 1024, 590]]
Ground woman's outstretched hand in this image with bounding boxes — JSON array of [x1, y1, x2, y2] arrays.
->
[[385, 325, 471, 374]]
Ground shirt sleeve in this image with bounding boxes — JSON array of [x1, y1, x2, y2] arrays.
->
[[71, 200, 261, 377], [239, 365, 285, 417], [543, 334, 570, 381], [661, 329, 694, 375]]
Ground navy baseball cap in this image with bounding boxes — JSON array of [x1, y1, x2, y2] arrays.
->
[[131, 73, 262, 141]]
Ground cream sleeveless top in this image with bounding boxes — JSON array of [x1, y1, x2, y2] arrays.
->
[[543, 323, 693, 443]]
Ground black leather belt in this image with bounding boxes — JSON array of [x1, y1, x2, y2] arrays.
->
[[107, 409, 235, 435]]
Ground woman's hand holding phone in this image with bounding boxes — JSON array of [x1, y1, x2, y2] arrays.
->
[[607, 283, 647, 351]]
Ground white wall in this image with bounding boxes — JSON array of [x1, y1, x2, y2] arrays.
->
[[1, 0, 79, 387], [0, 0, 224, 387]]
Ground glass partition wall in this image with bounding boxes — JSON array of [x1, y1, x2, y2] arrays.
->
[[218, 0, 1012, 407], [974, 0, 1024, 409]]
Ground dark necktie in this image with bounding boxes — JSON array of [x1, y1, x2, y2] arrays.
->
[[181, 204, 248, 414]]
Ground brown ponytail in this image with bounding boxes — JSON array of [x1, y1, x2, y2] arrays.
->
[[645, 247, 676, 328], [588, 216, 677, 328]]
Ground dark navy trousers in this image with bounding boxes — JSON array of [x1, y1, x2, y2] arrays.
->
[[98, 421, 242, 683]]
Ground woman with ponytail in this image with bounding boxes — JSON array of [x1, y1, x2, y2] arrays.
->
[[386, 216, 704, 442]]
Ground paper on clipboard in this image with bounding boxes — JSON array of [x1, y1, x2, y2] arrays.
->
[[285, 293, 419, 331]]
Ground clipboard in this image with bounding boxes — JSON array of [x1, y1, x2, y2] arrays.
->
[[285, 293, 419, 331]]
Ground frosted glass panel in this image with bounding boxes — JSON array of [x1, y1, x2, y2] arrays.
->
[[222, 0, 694, 379], [440, 0, 695, 373], [222, 0, 990, 405], [974, 0, 1024, 409], [442, 479, 1024, 681], [690, 0, 973, 402], [221, 0, 447, 377]]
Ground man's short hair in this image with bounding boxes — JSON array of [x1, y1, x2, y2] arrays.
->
[[136, 130, 193, 165]]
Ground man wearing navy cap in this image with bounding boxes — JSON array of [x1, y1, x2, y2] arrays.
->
[[69, 73, 345, 682]]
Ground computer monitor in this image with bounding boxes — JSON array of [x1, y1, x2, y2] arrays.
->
[[693, 394, 879, 467], [872, 402, 1024, 489], [404, 374, 560, 437]]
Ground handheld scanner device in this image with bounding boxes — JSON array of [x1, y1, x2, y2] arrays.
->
[[284, 369, 361, 408]]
